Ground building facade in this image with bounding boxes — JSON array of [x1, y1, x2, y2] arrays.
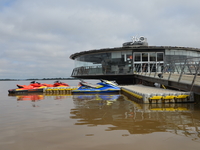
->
[[70, 37, 200, 84]]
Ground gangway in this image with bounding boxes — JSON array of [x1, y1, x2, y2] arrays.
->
[[133, 57, 200, 94]]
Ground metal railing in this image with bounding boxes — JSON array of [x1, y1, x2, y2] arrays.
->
[[71, 57, 200, 91], [135, 57, 200, 91], [71, 65, 133, 76], [71, 65, 103, 76]]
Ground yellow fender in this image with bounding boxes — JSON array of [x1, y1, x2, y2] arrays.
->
[[60, 88, 65, 91], [151, 107, 188, 111], [45, 88, 52, 92], [149, 96, 163, 100], [122, 89, 143, 99], [162, 95, 175, 100], [175, 95, 189, 99], [53, 88, 59, 92]]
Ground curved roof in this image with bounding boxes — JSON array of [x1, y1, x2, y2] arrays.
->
[[70, 45, 200, 60]]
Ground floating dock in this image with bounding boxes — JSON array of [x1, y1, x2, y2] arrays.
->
[[43, 86, 78, 94], [121, 84, 194, 104], [43, 85, 194, 104], [11, 85, 194, 104]]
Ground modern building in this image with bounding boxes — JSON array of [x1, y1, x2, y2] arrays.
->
[[70, 36, 200, 84]]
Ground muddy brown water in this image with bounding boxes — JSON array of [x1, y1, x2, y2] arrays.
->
[[0, 80, 200, 150]]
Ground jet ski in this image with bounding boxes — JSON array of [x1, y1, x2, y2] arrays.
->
[[53, 80, 69, 87], [72, 79, 121, 94], [8, 81, 69, 94], [16, 81, 69, 88]]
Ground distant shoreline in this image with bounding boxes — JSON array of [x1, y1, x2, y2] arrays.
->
[[0, 78, 79, 81]]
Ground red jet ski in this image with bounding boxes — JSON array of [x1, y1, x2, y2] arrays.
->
[[53, 81, 69, 87], [8, 81, 69, 94]]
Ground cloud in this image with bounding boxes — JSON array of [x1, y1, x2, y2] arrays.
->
[[1, 0, 200, 79]]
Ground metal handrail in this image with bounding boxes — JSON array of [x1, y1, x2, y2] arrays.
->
[[71, 57, 200, 89], [134, 57, 200, 88]]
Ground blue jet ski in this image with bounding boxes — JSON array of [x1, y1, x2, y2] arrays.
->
[[72, 79, 121, 94]]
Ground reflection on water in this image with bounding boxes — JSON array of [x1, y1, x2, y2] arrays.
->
[[70, 94, 200, 142], [17, 95, 44, 101], [9, 93, 71, 102], [9, 93, 200, 142], [73, 94, 120, 106], [3, 89, 200, 149]]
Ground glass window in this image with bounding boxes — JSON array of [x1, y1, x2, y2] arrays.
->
[[134, 64, 141, 72], [142, 53, 148, 61], [150, 53, 156, 61], [150, 64, 156, 72], [122, 51, 132, 62], [134, 53, 141, 62], [165, 49, 170, 55], [111, 52, 121, 58], [182, 50, 187, 56], [142, 63, 148, 72], [192, 52, 198, 57], [157, 53, 164, 61]]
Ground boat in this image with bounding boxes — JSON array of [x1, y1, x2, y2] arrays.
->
[[72, 79, 121, 94], [8, 81, 69, 94]]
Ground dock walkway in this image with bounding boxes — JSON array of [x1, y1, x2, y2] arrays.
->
[[121, 84, 193, 104]]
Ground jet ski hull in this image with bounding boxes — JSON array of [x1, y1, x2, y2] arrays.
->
[[8, 88, 44, 94], [72, 89, 120, 94]]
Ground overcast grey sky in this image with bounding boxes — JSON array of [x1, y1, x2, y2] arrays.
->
[[1, 0, 200, 79]]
